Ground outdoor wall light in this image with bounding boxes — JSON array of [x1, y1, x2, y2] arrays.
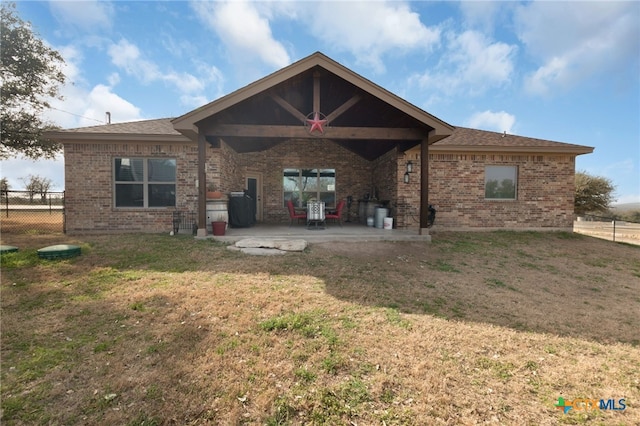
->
[[404, 161, 413, 183]]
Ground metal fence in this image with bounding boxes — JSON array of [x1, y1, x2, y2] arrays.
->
[[0, 190, 65, 234], [574, 214, 640, 245]]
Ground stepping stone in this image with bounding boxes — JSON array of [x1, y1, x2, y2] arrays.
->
[[0, 245, 19, 255], [37, 244, 81, 260], [274, 240, 307, 252]]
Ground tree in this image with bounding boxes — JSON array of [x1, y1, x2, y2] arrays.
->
[[0, 2, 66, 160], [0, 177, 8, 203], [20, 174, 52, 203], [574, 171, 615, 215]]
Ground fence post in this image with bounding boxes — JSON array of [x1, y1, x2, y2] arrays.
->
[[63, 190, 66, 234], [612, 219, 616, 242], [4, 190, 7, 218]]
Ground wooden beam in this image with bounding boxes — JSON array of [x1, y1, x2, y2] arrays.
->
[[313, 71, 321, 113], [269, 94, 307, 122], [325, 94, 362, 123], [209, 124, 428, 140], [197, 131, 207, 236], [419, 136, 430, 233]]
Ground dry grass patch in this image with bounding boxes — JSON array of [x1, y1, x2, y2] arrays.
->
[[0, 210, 64, 233], [1, 231, 639, 425]]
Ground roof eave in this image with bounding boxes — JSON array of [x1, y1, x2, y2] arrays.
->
[[430, 144, 594, 155], [45, 132, 192, 144]]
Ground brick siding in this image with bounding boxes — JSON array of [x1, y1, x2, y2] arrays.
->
[[399, 148, 577, 230], [63, 141, 199, 234], [63, 139, 578, 234]]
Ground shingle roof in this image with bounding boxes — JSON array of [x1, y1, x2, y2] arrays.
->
[[58, 118, 181, 135], [45, 118, 189, 142], [432, 126, 593, 154], [47, 119, 593, 155]]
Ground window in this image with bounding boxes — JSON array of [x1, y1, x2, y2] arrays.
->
[[485, 166, 517, 199], [114, 158, 176, 207], [283, 168, 336, 208]]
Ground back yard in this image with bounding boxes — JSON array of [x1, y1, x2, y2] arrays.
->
[[1, 231, 638, 425]]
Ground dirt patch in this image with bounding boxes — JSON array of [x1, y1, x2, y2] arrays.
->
[[313, 232, 640, 344], [0, 210, 64, 234]]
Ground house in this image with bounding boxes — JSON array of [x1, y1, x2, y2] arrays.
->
[[47, 52, 593, 235]]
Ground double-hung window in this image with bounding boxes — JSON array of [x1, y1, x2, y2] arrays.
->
[[283, 168, 336, 208], [114, 158, 176, 207], [485, 165, 517, 200]]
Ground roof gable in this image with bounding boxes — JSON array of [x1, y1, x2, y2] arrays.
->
[[171, 51, 454, 141]]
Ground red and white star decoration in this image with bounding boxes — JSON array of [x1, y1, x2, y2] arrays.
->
[[305, 112, 327, 135]]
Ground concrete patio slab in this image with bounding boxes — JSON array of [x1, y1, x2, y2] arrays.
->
[[198, 223, 431, 243]]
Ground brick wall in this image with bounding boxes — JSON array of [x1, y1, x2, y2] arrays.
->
[[64, 139, 578, 234], [236, 138, 374, 223], [63, 141, 199, 234], [399, 147, 577, 230]]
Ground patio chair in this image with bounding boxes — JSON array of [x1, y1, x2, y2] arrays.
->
[[287, 199, 306, 226], [325, 199, 345, 227]]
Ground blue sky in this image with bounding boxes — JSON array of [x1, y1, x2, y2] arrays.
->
[[2, 0, 639, 204]]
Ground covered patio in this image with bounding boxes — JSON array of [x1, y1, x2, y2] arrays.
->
[[202, 222, 432, 244], [172, 52, 454, 237]]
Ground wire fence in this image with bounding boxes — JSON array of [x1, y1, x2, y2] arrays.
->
[[0, 190, 65, 234], [573, 214, 640, 245]]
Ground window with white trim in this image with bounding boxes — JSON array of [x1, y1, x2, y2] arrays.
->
[[114, 158, 176, 207], [283, 168, 336, 208], [485, 165, 517, 200]]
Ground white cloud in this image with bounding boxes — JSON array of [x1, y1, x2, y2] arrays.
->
[[164, 72, 205, 94], [40, 43, 143, 128], [191, 0, 439, 75], [107, 39, 219, 107], [295, 1, 440, 73], [107, 72, 120, 87], [466, 110, 516, 134], [515, 2, 640, 96], [45, 81, 142, 128], [449, 31, 515, 91], [412, 30, 516, 99], [82, 84, 141, 125], [458, 1, 504, 33], [191, 0, 291, 70], [108, 39, 160, 83], [49, 0, 114, 33]]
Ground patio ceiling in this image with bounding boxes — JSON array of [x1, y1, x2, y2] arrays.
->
[[174, 53, 454, 161]]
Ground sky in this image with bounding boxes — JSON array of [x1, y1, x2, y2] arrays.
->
[[2, 0, 639, 204]]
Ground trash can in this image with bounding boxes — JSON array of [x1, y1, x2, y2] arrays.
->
[[375, 207, 388, 229]]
